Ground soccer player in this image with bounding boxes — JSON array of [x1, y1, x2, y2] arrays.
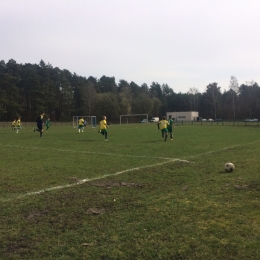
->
[[78, 117, 84, 133], [82, 119, 87, 132], [167, 115, 175, 140], [11, 119, 16, 131], [34, 112, 44, 138], [99, 116, 108, 141], [157, 116, 169, 142], [45, 118, 51, 132], [16, 117, 22, 133]]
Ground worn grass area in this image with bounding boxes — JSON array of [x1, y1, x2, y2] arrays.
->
[[1, 123, 260, 259]]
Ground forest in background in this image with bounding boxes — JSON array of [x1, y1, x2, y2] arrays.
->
[[1, 59, 260, 122]]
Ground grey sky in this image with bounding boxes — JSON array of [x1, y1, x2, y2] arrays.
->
[[1, 0, 260, 93]]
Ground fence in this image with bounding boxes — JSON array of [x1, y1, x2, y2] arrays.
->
[[175, 120, 260, 126], [1, 120, 259, 128], [0, 122, 73, 127]]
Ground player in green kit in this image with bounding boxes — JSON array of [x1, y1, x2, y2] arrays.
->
[[45, 118, 51, 132], [167, 115, 175, 140], [157, 116, 169, 142]]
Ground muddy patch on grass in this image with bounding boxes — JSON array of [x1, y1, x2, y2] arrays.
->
[[66, 177, 80, 183], [91, 181, 142, 188], [5, 237, 34, 256], [27, 210, 49, 222], [86, 208, 105, 215]]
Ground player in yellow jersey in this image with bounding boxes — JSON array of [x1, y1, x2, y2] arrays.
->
[[157, 116, 169, 142], [16, 117, 22, 133], [78, 117, 84, 133], [12, 119, 16, 130], [98, 116, 108, 140]]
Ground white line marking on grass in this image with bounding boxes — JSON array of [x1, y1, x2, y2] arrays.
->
[[0, 159, 192, 202], [1, 144, 174, 160], [184, 140, 260, 160], [2, 140, 260, 202]]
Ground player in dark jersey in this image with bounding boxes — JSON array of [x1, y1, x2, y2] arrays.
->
[[34, 112, 45, 138]]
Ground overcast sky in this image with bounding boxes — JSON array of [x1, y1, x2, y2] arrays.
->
[[1, 0, 260, 93]]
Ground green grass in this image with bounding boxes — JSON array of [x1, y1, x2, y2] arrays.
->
[[1, 123, 260, 259]]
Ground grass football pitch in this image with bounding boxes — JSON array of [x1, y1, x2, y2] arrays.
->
[[0, 123, 260, 259]]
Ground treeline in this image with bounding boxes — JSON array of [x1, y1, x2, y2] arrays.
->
[[1, 59, 260, 122]]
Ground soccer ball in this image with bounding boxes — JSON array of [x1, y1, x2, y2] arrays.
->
[[225, 162, 235, 173]]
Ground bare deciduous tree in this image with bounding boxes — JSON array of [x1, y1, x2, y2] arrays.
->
[[205, 83, 221, 120], [187, 87, 198, 111], [229, 76, 239, 118]]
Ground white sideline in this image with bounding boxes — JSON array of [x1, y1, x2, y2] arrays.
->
[[185, 140, 260, 160], [1, 159, 191, 202], [2, 144, 173, 160]]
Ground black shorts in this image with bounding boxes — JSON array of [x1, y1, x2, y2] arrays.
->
[[37, 124, 42, 131]]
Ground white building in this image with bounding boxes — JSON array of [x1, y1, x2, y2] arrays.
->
[[166, 111, 199, 122]]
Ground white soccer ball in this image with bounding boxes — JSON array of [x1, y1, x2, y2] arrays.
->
[[225, 162, 235, 173]]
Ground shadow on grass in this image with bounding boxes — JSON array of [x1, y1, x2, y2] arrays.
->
[[77, 139, 96, 142], [140, 140, 168, 143], [218, 171, 234, 174]]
